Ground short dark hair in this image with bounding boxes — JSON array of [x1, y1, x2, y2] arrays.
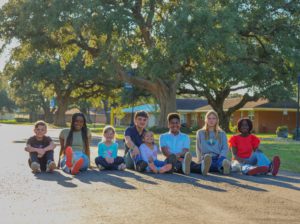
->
[[134, 110, 149, 119], [34, 120, 47, 129], [237, 118, 253, 133], [167, 113, 180, 123]]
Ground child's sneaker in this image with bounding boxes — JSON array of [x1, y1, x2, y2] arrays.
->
[[222, 159, 231, 175], [136, 160, 148, 172], [182, 152, 192, 175], [201, 154, 212, 176], [270, 156, 280, 176], [31, 162, 41, 173], [65, 146, 73, 168], [46, 160, 56, 173], [247, 166, 269, 176], [71, 158, 84, 175], [118, 163, 126, 171], [97, 164, 105, 171]]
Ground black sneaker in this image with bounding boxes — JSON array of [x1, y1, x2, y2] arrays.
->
[[136, 160, 148, 172]]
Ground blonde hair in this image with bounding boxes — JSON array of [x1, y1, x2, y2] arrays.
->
[[102, 125, 116, 142], [34, 120, 47, 129], [201, 110, 222, 141]]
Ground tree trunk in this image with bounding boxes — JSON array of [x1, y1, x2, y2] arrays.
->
[[218, 111, 231, 133], [29, 111, 38, 122], [42, 106, 54, 123], [102, 99, 110, 124], [155, 85, 177, 128], [54, 96, 68, 126]]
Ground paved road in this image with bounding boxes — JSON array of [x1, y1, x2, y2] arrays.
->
[[1, 124, 300, 224]]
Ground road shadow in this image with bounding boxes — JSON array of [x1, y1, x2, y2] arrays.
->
[[228, 172, 300, 191], [197, 172, 268, 192], [145, 172, 227, 192], [73, 169, 138, 190], [35, 170, 77, 188]]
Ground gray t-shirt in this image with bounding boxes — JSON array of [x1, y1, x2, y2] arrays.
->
[[196, 129, 228, 159]]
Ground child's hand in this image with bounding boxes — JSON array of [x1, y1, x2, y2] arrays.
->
[[36, 148, 45, 158], [105, 158, 114, 164]]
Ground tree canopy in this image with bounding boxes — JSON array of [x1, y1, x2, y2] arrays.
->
[[1, 0, 299, 129]]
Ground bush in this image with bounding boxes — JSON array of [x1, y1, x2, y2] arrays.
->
[[15, 118, 30, 123], [191, 125, 200, 132], [180, 126, 193, 134], [276, 125, 288, 138], [148, 126, 169, 134]]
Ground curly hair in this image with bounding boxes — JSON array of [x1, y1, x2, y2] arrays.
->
[[237, 118, 253, 133]]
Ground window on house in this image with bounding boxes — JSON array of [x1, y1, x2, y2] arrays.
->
[[181, 114, 187, 124], [191, 113, 197, 126], [248, 111, 254, 121]]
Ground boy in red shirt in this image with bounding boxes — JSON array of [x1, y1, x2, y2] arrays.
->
[[229, 118, 280, 176]]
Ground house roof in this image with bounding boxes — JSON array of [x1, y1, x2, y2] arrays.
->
[[65, 108, 106, 115], [122, 104, 158, 113], [176, 99, 208, 111], [122, 99, 208, 113], [195, 98, 298, 112]]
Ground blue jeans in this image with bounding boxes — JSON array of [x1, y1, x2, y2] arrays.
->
[[29, 151, 54, 171], [241, 150, 271, 174], [209, 156, 226, 173], [60, 151, 89, 173]]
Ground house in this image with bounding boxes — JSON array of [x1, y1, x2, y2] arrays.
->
[[121, 104, 159, 127], [193, 98, 298, 133], [121, 100, 207, 127], [122, 98, 299, 133], [65, 108, 106, 123]]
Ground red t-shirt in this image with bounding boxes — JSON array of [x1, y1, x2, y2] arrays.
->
[[228, 134, 260, 159]]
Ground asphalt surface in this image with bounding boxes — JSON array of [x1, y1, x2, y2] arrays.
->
[[1, 124, 300, 224]]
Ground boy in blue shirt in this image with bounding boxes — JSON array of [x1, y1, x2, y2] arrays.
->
[[160, 113, 200, 175], [124, 111, 149, 172]]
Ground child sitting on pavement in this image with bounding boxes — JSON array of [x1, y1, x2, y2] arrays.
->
[[25, 121, 56, 173], [140, 131, 172, 174], [95, 125, 126, 171], [229, 118, 280, 176]]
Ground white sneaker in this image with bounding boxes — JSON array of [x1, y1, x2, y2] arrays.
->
[[231, 160, 241, 172], [222, 159, 231, 175], [201, 154, 212, 176], [182, 152, 192, 175], [118, 163, 126, 171], [97, 164, 105, 171], [31, 162, 41, 173], [46, 161, 56, 173]]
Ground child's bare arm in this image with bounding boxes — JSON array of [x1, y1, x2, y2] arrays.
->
[[231, 146, 245, 163], [42, 141, 56, 152], [125, 136, 139, 155], [161, 146, 171, 157]]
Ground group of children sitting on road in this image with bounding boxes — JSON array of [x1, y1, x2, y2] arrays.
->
[[25, 110, 281, 177]]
